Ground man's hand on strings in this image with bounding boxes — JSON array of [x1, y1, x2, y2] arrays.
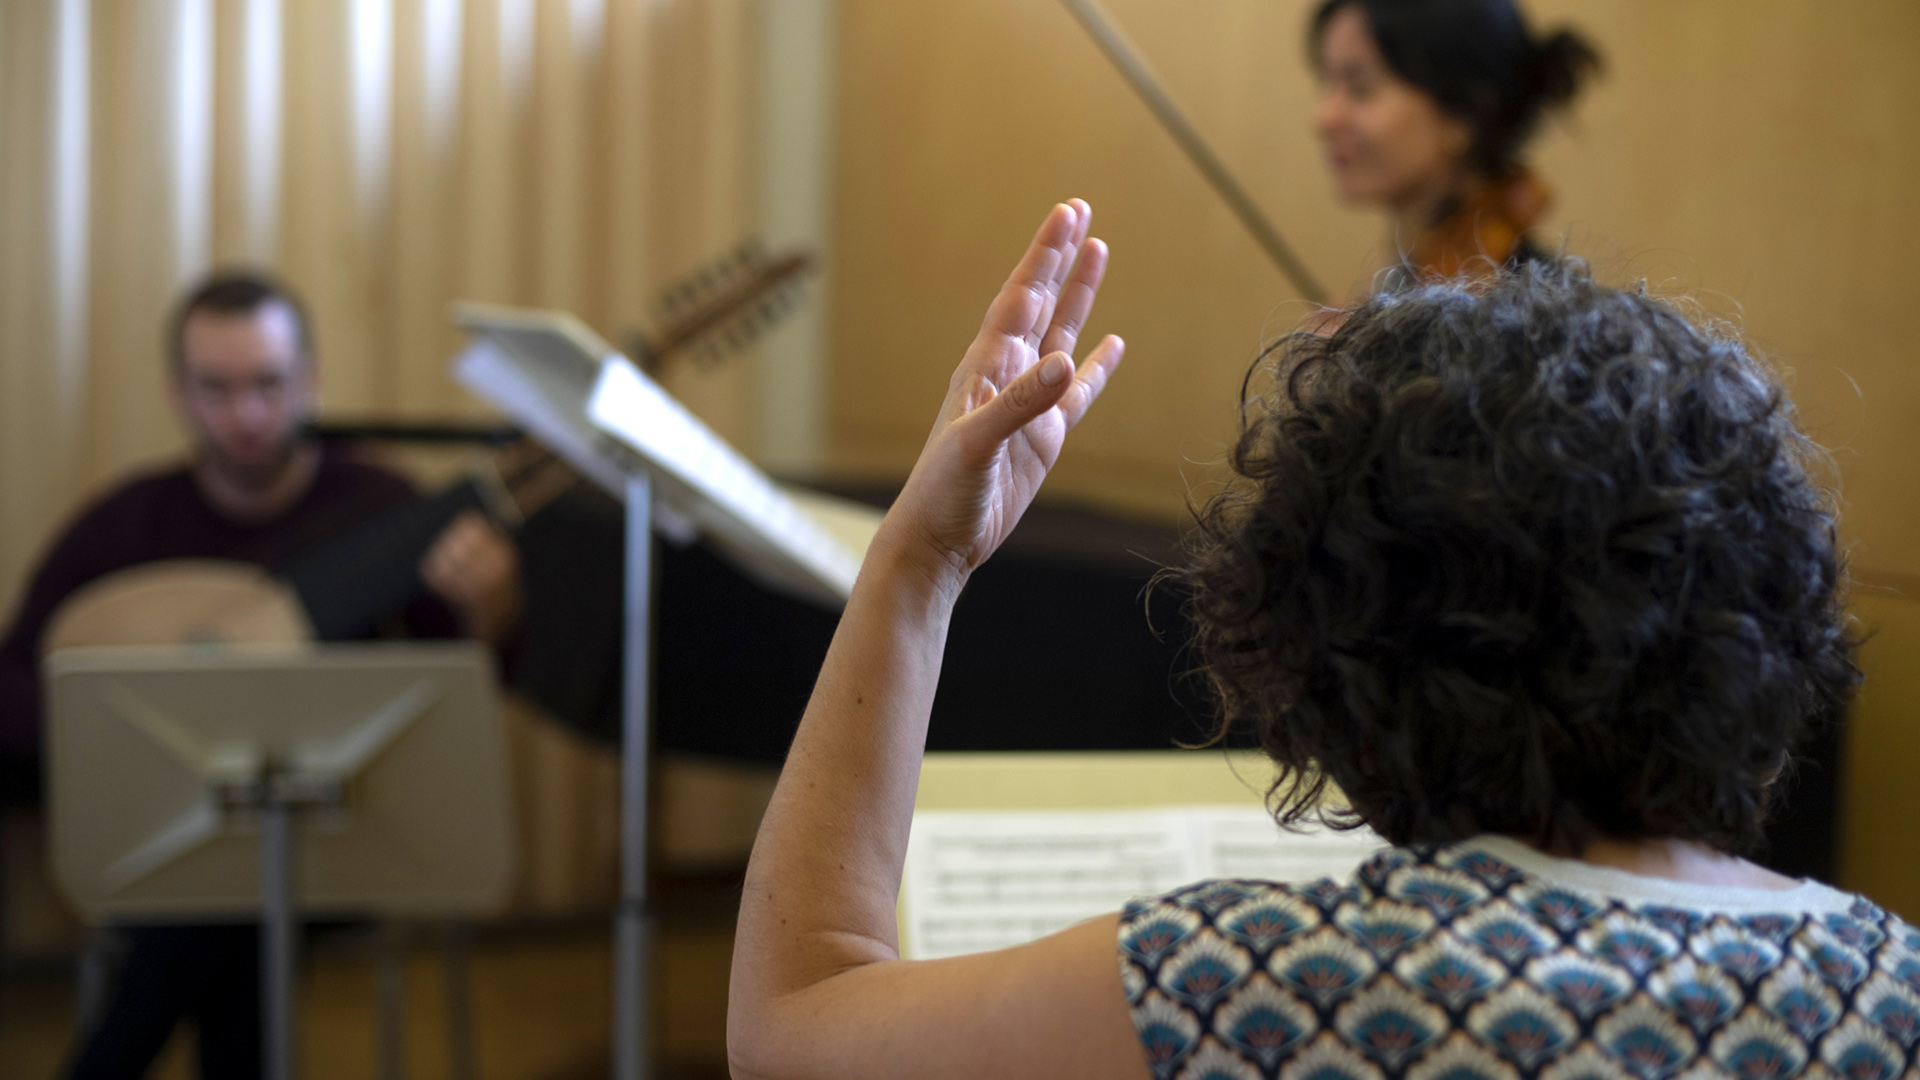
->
[[878, 200, 1123, 596], [422, 510, 523, 643]]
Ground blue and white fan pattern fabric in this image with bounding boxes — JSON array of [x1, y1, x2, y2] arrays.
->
[[1119, 843, 1920, 1080]]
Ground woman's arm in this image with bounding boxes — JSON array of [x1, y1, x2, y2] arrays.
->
[[727, 202, 1150, 1080]]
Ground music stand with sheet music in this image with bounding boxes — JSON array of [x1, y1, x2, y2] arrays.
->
[[44, 642, 513, 1080], [451, 303, 878, 1080]]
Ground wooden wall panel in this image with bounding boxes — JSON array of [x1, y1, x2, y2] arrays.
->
[[1845, 593, 1920, 915], [827, 0, 1920, 910], [828, 0, 1382, 518], [828, 0, 1920, 548]]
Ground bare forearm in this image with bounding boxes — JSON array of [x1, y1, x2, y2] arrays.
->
[[733, 532, 963, 997], [726, 202, 1130, 1080]]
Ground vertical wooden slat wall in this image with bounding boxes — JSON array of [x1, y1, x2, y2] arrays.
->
[[0, 0, 768, 620]]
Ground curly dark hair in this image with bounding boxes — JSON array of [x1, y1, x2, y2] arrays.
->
[[1178, 259, 1858, 855]]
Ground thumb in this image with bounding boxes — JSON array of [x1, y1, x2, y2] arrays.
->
[[966, 353, 1075, 446]]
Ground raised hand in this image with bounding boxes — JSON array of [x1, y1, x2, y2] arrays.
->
[[878, 200, 1124, 592], [731, 200, 1148, 1080]]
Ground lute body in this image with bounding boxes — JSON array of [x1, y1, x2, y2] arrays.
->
[[43, 560, 310, 653]]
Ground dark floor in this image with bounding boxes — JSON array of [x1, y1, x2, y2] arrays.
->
[[0, 875, 742, 1080]]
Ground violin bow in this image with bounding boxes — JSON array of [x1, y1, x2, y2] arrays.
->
[[1060, 0, 1328, 304]]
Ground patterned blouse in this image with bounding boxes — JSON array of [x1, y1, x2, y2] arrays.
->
[[1118, 836, 1919, 1080]]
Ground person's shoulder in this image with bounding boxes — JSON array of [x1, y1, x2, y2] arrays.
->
[[1834, 891, 1920, 961], [7, 460, 198, 619], [1115, 853, 1451, 1055], [1118, 843, 1479, 924], [55, 460, 197, 539], [1118, 851, 1418, 961]]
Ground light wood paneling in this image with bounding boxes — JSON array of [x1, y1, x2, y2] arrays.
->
[[1842, 591, 1920, 917], [0, 0, 771, 622], [829, 0, 1378, 519], [828, 0, 1920, 547], [828, 0, 1920, 911], [1524, 0, 1920, 579]]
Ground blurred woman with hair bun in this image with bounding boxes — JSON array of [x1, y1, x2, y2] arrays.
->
[[1309, 0, 1601, 278]]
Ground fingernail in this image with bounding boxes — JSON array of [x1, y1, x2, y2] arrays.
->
[[1039, 354, 1071, 386]]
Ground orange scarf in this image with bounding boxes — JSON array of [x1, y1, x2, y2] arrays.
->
[[1407, 168, 1551, 279]]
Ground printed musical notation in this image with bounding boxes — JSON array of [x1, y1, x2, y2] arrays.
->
[[899, 807, 1384, 959]]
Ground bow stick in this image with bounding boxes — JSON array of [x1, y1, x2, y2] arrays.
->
[[1060, 0, 1328, 304]]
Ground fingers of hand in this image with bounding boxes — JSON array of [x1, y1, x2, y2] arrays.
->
[[979, 203, 1079, 341], [1024, 202, 1092, 350], [1059, 335, 1126, 431], [423, 512, 516, 595], [420, 546, 459, 597], [1055, 199, 1092, 291], [950, 201, 1109, 444], [1039, 237, 1109, 360], [966, 351, 1076, 448], [1036, 200, 1092, 335], [430, 514, 481, 565]]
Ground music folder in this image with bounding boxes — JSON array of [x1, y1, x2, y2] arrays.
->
[[451, 302, 879, 608]]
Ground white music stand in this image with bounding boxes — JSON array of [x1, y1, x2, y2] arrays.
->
[[451, 303, 878, 1080], [44, 642, 513, 1080]]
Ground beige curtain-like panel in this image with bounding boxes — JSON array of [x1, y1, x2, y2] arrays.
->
[[0, 0, 763, 618], [0, 0, 767, 918]]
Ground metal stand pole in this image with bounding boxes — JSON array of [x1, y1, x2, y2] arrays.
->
[[261, 792, 299, 1080], [442, 921, 479, 1080], [614, 471, 656, 1080], [376, 923, 406, 1080], [75, 930, 118, 1038]]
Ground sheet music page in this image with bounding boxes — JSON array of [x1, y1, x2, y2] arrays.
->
[[587, 358, 864, 602], [452, 339, 629, 498], [1191, 808, 1387, 883], [900, 807, 1385, 960], [901, 810, 1202, 960]]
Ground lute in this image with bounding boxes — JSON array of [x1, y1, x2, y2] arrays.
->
[[40, 437, 573, 652], [42, 241, 814, 654]]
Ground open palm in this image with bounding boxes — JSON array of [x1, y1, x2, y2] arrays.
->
[[884, 201, 1124, 588]]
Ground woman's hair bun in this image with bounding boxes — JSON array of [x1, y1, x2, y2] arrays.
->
[[1530, 27, 1603, 110]]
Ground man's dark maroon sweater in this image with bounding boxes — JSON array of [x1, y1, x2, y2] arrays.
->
[[0, 442, 458, 787]]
